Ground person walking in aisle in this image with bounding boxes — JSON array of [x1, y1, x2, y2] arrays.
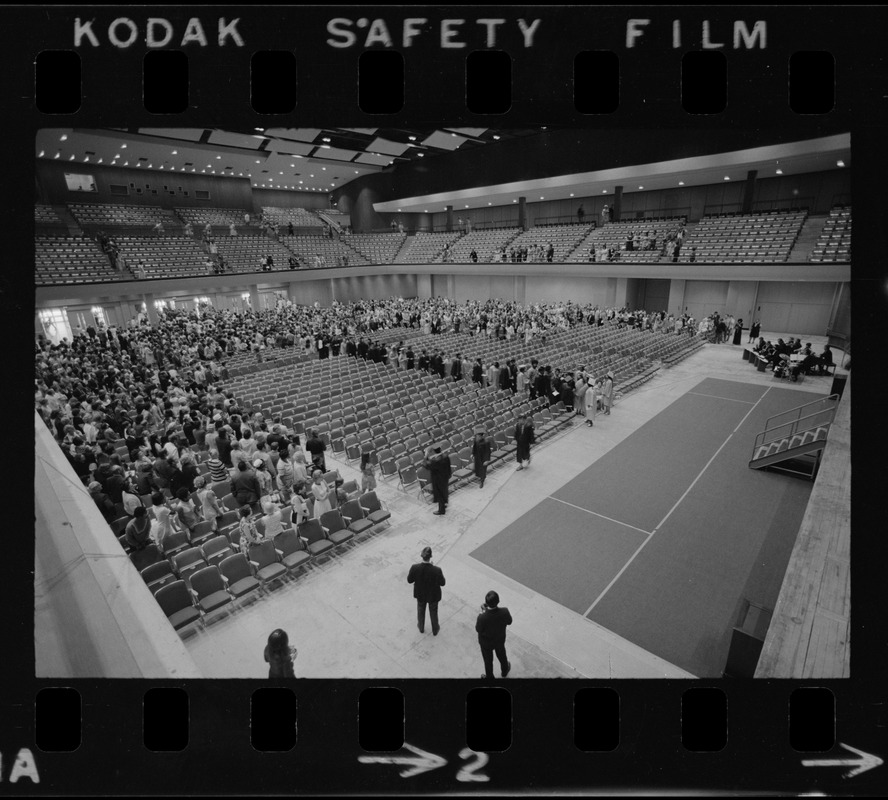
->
[[584, 376, 599, 426], [423, 445, 452, 516], [476, 590, 512, 680], [264, 629, 297, 678], [407, 546, 446, 635], [514, 413, 535, 470], [472, 426, 492, 489]]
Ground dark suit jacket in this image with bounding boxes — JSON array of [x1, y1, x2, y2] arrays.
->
[[475, 606, 513, 646], [407, 561, 446, 602], [230, 470, 261, 505]]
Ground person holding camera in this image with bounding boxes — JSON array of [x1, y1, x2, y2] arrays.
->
[[475, 591, 513, 680]]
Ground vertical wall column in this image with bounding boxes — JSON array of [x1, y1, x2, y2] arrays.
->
[[518, 197, 527, 229], [329, 278, 337, 303], [613, 186, 623, 222], [249, 285, 261, 310], [143, 293, 159, 325], [415, 274, 433, 299], [613, 277, 629, 308], [514, 275, 525, 304], [446, 206, 454, 233], [742, 170, 758, 214], [667, 279, 687, 316]]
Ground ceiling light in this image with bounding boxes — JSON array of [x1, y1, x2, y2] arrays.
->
[[492, 135, 501, 140], [254, 127, 265, 132], [678, 181, 684, 186], [69, 155, 75, 160], [465, 204, 469, 208], [216, 155, 221, 159], [424, 209, 428, 212], [836, 160, 845, 167], [322, 137, 331, 142], [84, 155, 90, 162], [451, 132, 456, 136], [124, 161, 129, 166], [97, 158, 103, 164], [723, 176, 730, 181], [38, 150, 44, 157], [59, 134, 67, 141], [408, 136, 417, 141], [638, 185, 643, 189], [171, 150, 177, 155], [280, 171, 283, 175], [513, 199, 517, 203], [397, 208, 402, 212], [330, 183, 335, 186], [120, 144, 126, 149], [540, 196, 544, 200], [355, 170, 359, 174], [54, 152, 59, 159], [115, 153, 121, 159], [417, 153, 424, 158], [322, 167, 326, 170], [488, 202, 492, 205], [136, 162, 141, 167], [256, 160, 261, 164], [775, 169, 783, 175], [148, 164, 152, 168], [310, 174, 314, 177], [159, 164, 164, 169], [290, 164, 295, 167], [602, 189, 607, 194], [569, 193, 574, 197], [201, 169, 205, 173]]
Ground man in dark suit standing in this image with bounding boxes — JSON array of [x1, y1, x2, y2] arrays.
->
[[407, 546, 446, 635], [476, 591, 512, 680], [423, 445, 452, 516]]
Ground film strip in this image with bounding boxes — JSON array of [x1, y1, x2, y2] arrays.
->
[[5, 4, 887, 796]]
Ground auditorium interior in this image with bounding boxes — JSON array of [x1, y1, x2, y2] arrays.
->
[[33, 126, 852, 680]]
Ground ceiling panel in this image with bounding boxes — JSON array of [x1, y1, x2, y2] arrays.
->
[[355, 152, 395, 166], [368, 138, 410, 156], [264, 128, 323, 142], [207, 131, 265, 149], [139, 128, 206, 141], [444, 128, 487, 138], [314, 146, 359, 161], [341, 128, 378, 135], [269, 140, 315, 157], [422, 131, 467, 150]]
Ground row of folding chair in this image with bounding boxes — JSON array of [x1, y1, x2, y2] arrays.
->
[[143, 489, 393, 634]]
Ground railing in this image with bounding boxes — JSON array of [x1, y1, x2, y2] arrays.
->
[[530, 214, 596, 227], [751, 394, 839, 457]]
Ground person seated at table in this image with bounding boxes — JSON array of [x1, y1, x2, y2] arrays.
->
[[753, 337, 767, 354], [816, 344, 834, 375]]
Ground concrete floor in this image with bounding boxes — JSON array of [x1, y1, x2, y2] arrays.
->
[[184, 333, 841, 679]]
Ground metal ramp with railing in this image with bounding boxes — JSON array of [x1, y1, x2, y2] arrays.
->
[[748, 394, 840, 479]]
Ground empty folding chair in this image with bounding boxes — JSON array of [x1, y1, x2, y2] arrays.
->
[[189, 565, 233, 618], [339, 500, 374, 536], [319, 510, 355, 546], [218, 553, 262, 600], [453, 447, 474, 482], [216, 509, 240, 532], [200, 535, 234, 568], [161, 530, 191, 560], [220, 493, 239, 512], [155, 580, 201, 632], [377, 449, 398, 480], [298, 519, 336, 558], [359, 492, 392, 528], [140, 560, 177, 594], [273, 529, 312, 572], [210, 481, 230, 500], [173, 547, 207, 581], [340, 479, 360, 500], [190, 519, 217, 548], [248, 540, 288, 588]]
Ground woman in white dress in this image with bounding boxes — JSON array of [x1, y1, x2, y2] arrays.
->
[[584, 377, 598, 426], [310, 470, 332, 519]]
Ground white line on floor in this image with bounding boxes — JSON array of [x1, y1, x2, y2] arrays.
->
[[583, 386, 773, 618], [687, 391, 758, 405], [548, 496, 653, 537]]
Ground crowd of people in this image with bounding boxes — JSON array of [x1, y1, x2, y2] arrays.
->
[[751, 337, 834, 380], [34, 295, 738, 561]]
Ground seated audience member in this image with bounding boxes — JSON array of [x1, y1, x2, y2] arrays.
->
[[817, 344, 834, 374], [124, 506, 153, 551], [89, 481, 117, 523]]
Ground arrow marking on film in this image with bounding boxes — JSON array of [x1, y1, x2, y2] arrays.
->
[[358, 742, 448, 778], [802, 743, 883, 778]]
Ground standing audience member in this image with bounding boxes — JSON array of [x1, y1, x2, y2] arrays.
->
[[195, 475, 223, 530], [475, 590, 512, 680], [602, 371, 615, 415], [238, 505, 263, 555], [264, 629, 297, 678], [310, 470, 332, 519], [423, 445, 452, 516], [305, 430, 327, 473], [407, 546, 446, 636], [174, 487, 200, 536]]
